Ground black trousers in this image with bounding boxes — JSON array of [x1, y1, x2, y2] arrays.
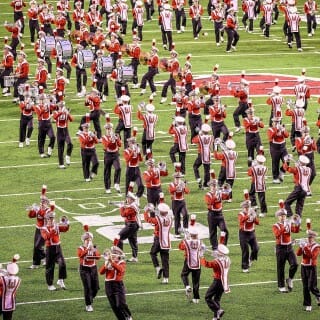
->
[[81, 148, 99, 179], [269, 142, 287, 179], [192, 18, 202, 38], [188, 114, 202, 143], [147, 187, 162, 207], [115, 120, 131, 148], [193, 154, 210, 187], [175, 8, 186, 30], [76, 67, 87, 93], [104, 152, 121, 190], [249, 183, 267, 213], [212, 121, 229, 141], [207, 211, 228, 250], [125, 166, 144, 198], [80, 110, 102, 139], [172, 199, 188, 235], [233, 101, 248, 128], [118, 222, 139, 258], [161, 74, 176, 98], [140, 67, 158, 93], [284, 185, 307, 217], [38, 120, 55, 155], [275, 244, 298, 288], [29, 19, 39, 43], [161, 28, 173, 50], [225, 28, 239, 51], [205, 278, 224, 317], [150, 236, 170, 278], [169, 144, 186, 174], [79, 265, 100, 306], [45, 244, 67, 286], [239, 230, 259, 270], [57, 127, 73, 166], [301, 265, 320, 307], [19, 115, 33, 143], [181, 259, 201, 299], [246, 132, 262, 161], [32, 228, 45, 265]]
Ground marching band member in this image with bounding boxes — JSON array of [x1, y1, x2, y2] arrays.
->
[[143, 158, 168, 206], [41, 204, 70, 291], [71, 42, 88, 97], [204, 173, 230, 250], [192, 123, 214, 189], [91, 49, 109, 101], [172, 0, 186, 33], [247, 155, 268, 217], [99, 246, 133, 320], [53, 101, 74, 169], [54, 11, 67, 38], [210, 2, 225, 47], [225, 6, 239, 53], [285, 99, 306, 152], [260, 0, 274, 38], [27, 185, 49, 269], [169, 116, 188, 174], [99, 0, 112, 25], [91, 26, 105, 54], [27, 0, 40, 45], [128, 35, 141, 89], [78, 225, 101, 312], [114, 192, 140, 263], [304, 0, 317, 37], [132, 1, 145, 41], [35, 58, 48, 89], [283, 155, 311, 217], [0, 254, 21, 319], [10, 0, 26, 33], [144, 202, 173, 284], [189, 0, 204, 40], [72, 1, 85, 30], [238, 198, 260, 272], [287, 5, 303, 51], [1, 44, 14, 96], [110, 57, 130, 98], [106, 13, 121, 37], [116, 0, 129, 36], [85, 4, 102, 33], [36, 30, 53, 79], [169, 167, 190, 237], [267, 117, 289, 183], [201, 244, 231, 320], [53, 67, 68, 102], [243, 107, 264, 167], [4, 19, 21, 62], [139, 42, 159, 97], [272, 201, 298, 293], [228, 78, 249, 133], [13, 50, 29, 103], [80, 88, 102, 139], [181, 56, 192, 95], [295, 126, 317, 185], [57, 0, 72, 32], [123, 136, 145, 201], [178, 225, 204, 303], [160, 48, 180, 104], [78, 122, 99, 182], [18, 90, 35, 148], [213, 138, 237, 201], [266, 84, 284, 127], [159, 4, 174, 51], [137, 101, 158, 156], [293, 75, 310, 110], [296, 229, 320, 312], [209, 97, 229, 141], [242, 0, 255, 33], [39, 4, 55, 36], [114, 94, 132, 147], [187, 90, 204, 144], [101, 118, 122, 194]]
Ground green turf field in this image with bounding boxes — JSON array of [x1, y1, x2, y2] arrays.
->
[[1, 1, 320, 319]]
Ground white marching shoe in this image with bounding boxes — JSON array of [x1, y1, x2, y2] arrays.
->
[[57, 279, 66, 289]]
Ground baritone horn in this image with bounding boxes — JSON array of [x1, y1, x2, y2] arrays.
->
[[139, 51, 150, 65]]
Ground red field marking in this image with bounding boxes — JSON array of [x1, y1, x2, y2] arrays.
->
[[193, 73, 320, 96]]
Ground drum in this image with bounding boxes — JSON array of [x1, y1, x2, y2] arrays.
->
[[77, 49, 94, 69], [56, 39, 73, 60], [4, 75, 16, 87], [122, 65, 134, 82], [97, 56, 113, 75], [40, 36, 56, 57]]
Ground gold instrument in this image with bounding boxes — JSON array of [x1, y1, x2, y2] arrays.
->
[[139, 51, 150, 65], [173, 69, 183, 81], [199, 80, 210, 95], [120, 44, 130, 57], [159, 58, 169, 72], [69, 30, 82, 43]]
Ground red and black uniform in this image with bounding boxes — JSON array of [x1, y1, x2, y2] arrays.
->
[[144, 211, 173, 279], [19, 97, 34, 145], [169, 122, 188, 174], [85, 8, 102, 33], [285, 106, 305, 147], [243, 115, 264, 164], [238, 207, 260, 270], [27, 3, 39, 43], [78, 129, 99, 180], [225, 11, 239, 52], [110, 65, 130, 98], [140, 51, 159, 94], [39, 8, 55, 36], [161, 57, 179, 100], [72, 6, 85, 30], [53, 107, 74, 166], [169, 178, 190, 236], [35, 65, 48, 89], [296, 240, 320, 308], [248, 162, 268, 213], [266, 93, 284, 126], [294, 81, 310, 110], [201, 255, 231, 319], [210, 6, 225, 45], [54, 13, 67, 38], [192, 132, 214, 187], [304, 0, 317, 36], [209, 103, 229, 141], [101, 131, 122, 191], [189, 3, 204, 38], [114, 102, 132, 147], [204, 189, 229, 250], [57, 0, 72, 31], [172, 0, 186, 32], [123, 143, 144, 198], [28, 203, 47, 266], [53, 74, 67, 101], [10, 0, 26, 33], [272, 219, 298, 289], [128, 42, 141, 86], [230, 84, 248, 129], [99, 258, 132, 319], [117, 202, 140, 259], [179, 237, 202, 300], [34, 101, 56, 156], [14, 57, 29, 99], [0, 49, 14, 91], [5, 23, 20, 61], [267, 123, 289, 180], [187, 96, 204, 143], [91, 56, 109, 98], [106, 38, 121, 68], [283, 162, 311, 216], [41, 220, 69, 287], [78, 244, 100, 308], [70, 51, 88, 95], [143, 166, 167, 206]]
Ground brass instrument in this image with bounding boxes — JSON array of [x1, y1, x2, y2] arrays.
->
[[199, 80, 210, 95], [120, 44, 130, 57], [214, 138, 227, 152], [108, 200, 125, 208], [139, 51, 150, 65], [173, 69, 183, 81], [290, 213, 301, 233], [159, 58, 169, 72]]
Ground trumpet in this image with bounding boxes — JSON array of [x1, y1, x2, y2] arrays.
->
[[214, 138, 227, 152], [108, 200, 126, 208]]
